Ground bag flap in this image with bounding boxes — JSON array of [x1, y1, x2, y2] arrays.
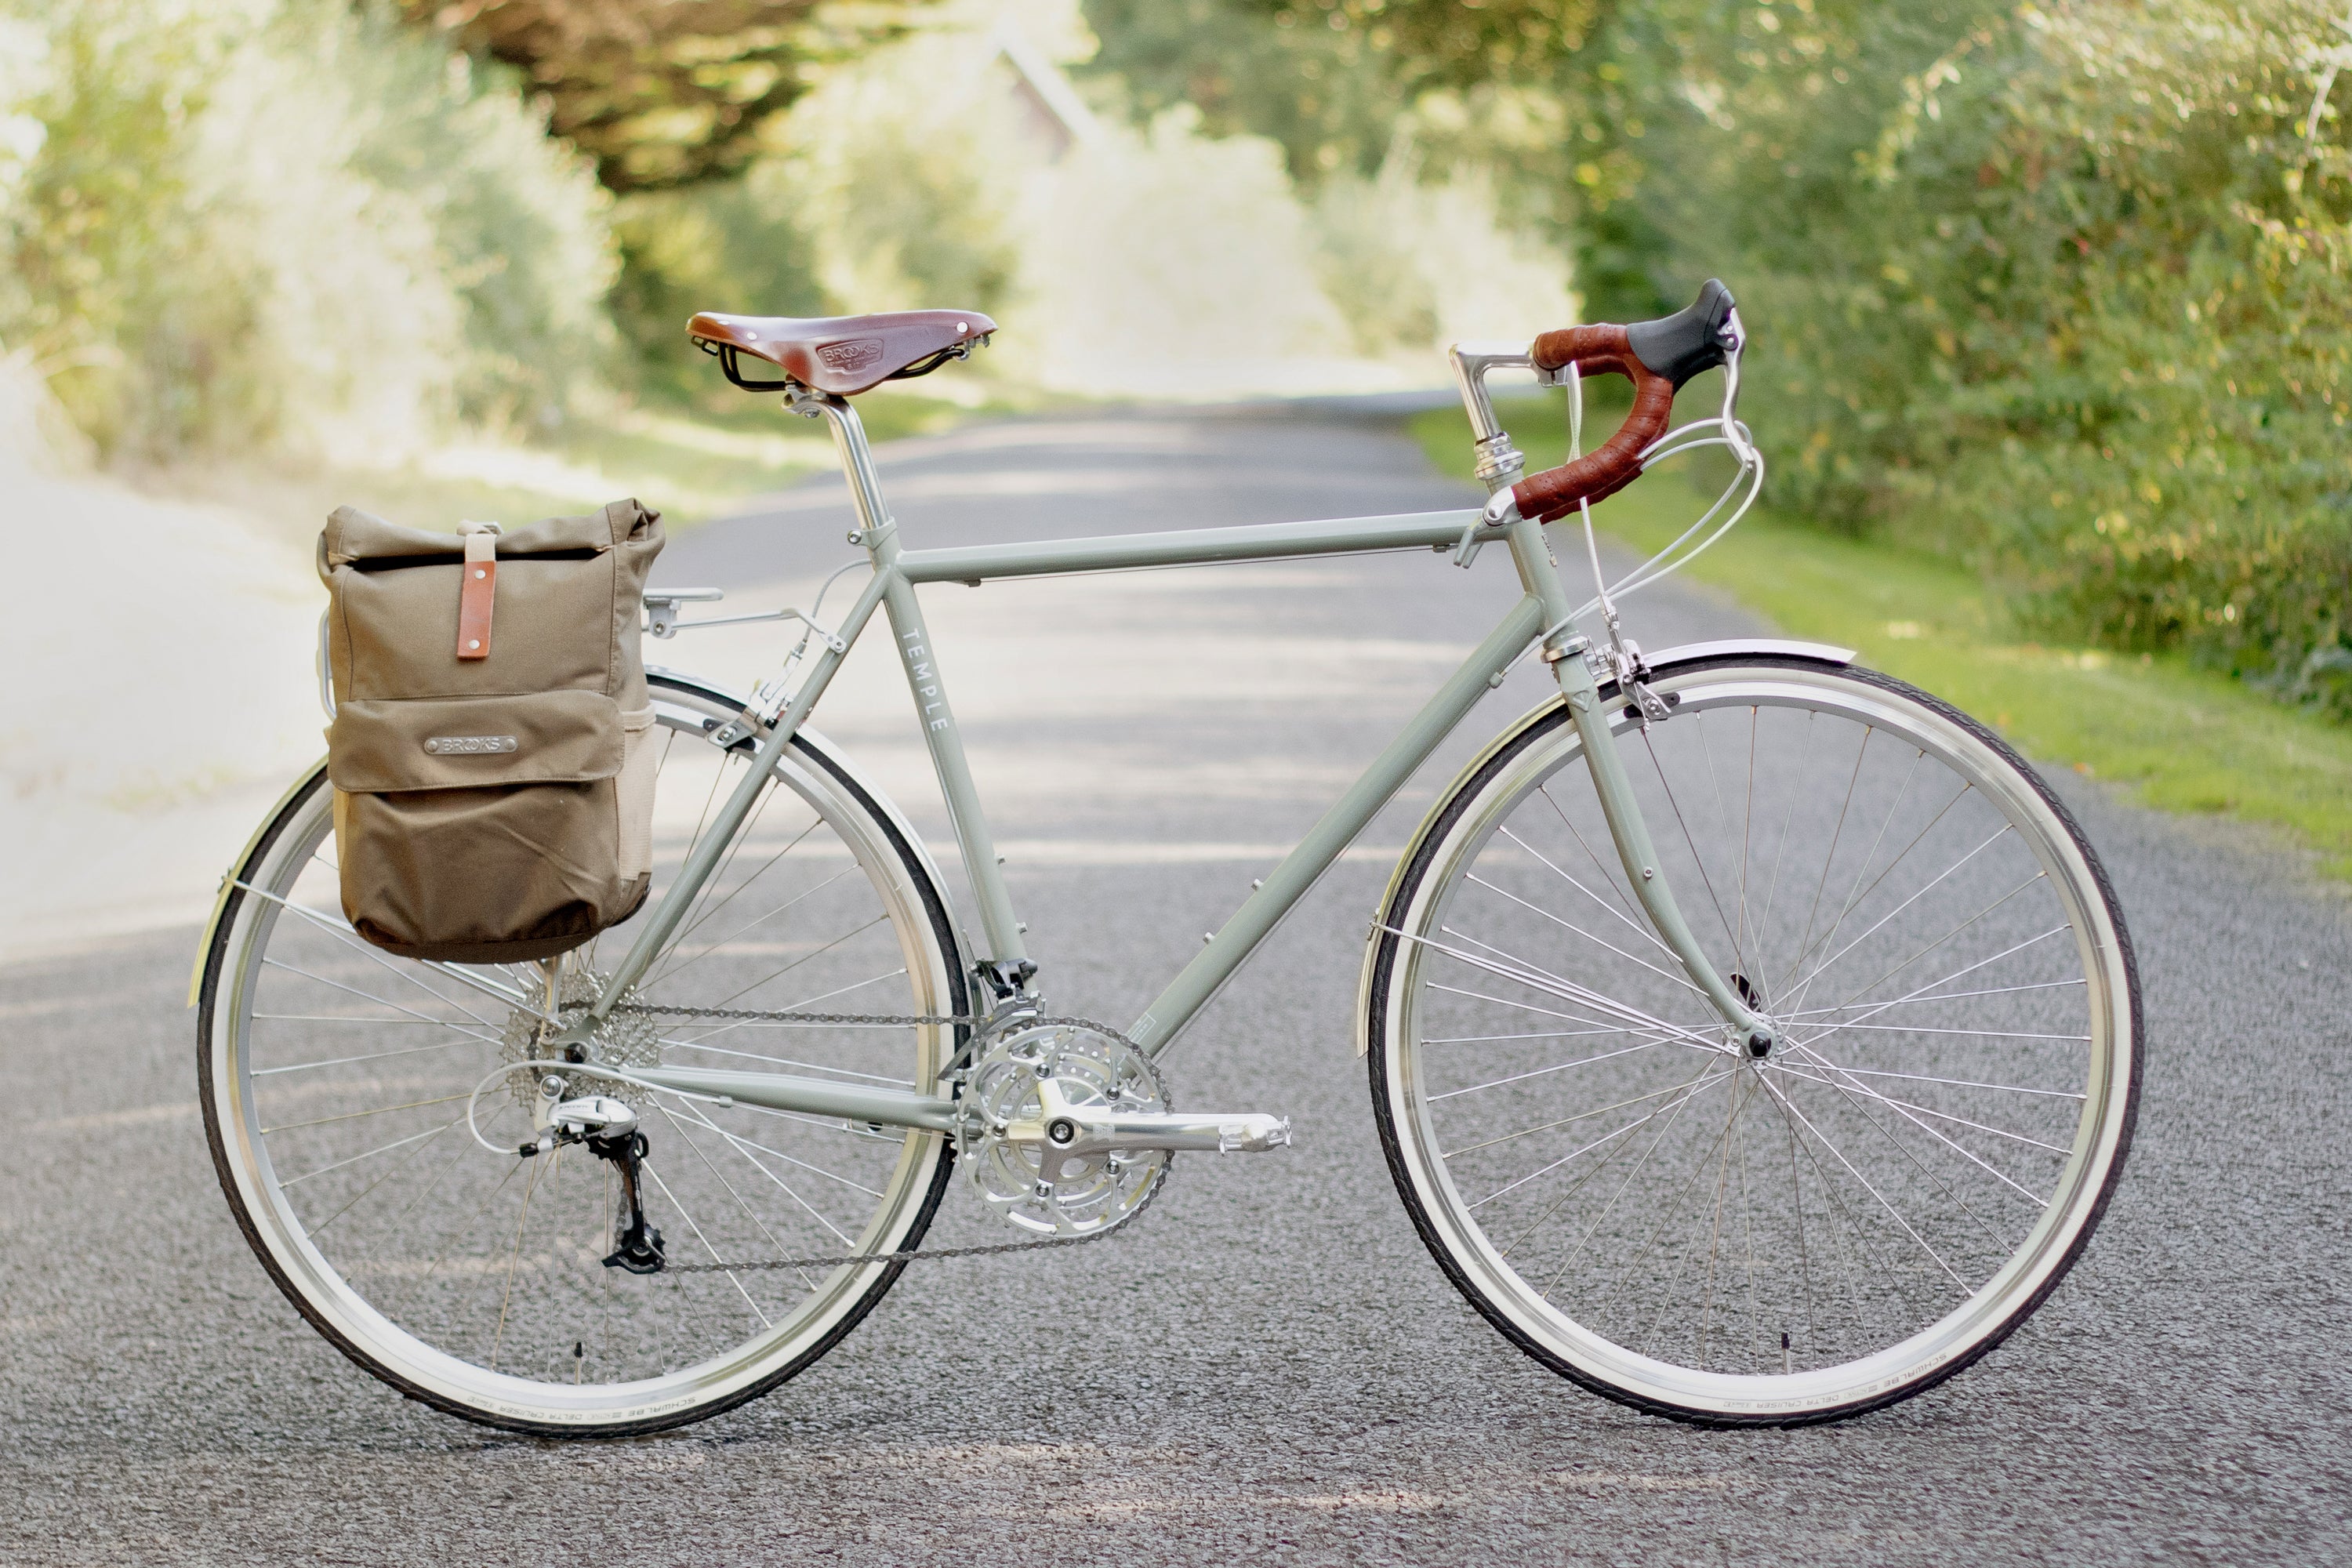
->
[[320, 499, 658, 573], [328, 691, 623, 793]]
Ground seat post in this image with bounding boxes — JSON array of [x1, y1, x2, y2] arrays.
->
[[791, 386, 895, 550]]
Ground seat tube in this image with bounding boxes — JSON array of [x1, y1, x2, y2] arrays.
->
[[1502, 512, 1769, 1047], [811, 394, 1029, 973]]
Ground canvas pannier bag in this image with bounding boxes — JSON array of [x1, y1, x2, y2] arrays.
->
[[318, 499, 666, 964]]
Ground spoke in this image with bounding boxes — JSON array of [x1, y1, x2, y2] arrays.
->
[[262, 1093, 471, 1135], [1774, 1059, 2071, 1155], [251, 1036, 475, 1076], [1392, 924, 1722, 1051], [1641, 725, 1744, 967], [640, 1158, 772, 1327], [1798, 1022, 2089, 1044], [1604, 1069, 1754, 1337], [278, 1115, 472, 1187], [654, 860, 856, 992], [1739, 1069, 1763, 1370], [1504, 821, 1682, 967], [1748, 710, 1812, 984], [237, 880, 532, 1023], [1424, 1027, 1654, 1046], [1773, 1061, 2024, 1255], [1465, 873, 1706, 997], [259, 958, 500, 1049], [1780, 777, 1981, 1017], [1422, 983, 1719, 1060], [1777, 826, 2024, 1013], [1737, 706, 1758, 967], [655, 769, 796, 970], [1784, 727, 1875, 999], [661, 811, 823, 957], [1758, 1073, 1889, 1345], [1698, 1068, 1744, 1366], [672, 916, 891, 1024], [1756, 1073, 1971, 1294], [1777, 748, 1930, 1002], [655, 1102, 804, 1309], [1793, 924, 2075, 1044], [1777, 975, 2085, 1019], [1432, 1035, 1685, 1104], [1534, 1061, 1731, 1299], [1786, 1047, 2056, 1203], [1783, 1093, 1819, 1369], [655, 1096, 887, 1197], [492, 1145, 548, 1370], [659, 1105, 858, 1247], [1444, 1074, 1725, 1157], [1490, 1058, 1730, 1265], [1472, 1062, 1728, 1214], [1788, 1065, 2084, 1101], [307, 1112, 466, 1238], [1689, 706, 1752, 973], [413, 1149, 526, 1287]]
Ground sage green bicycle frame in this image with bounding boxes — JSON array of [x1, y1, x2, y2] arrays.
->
[[589, 383, 1768, 1131]]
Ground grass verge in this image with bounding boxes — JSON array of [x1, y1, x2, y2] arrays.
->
[[1414, 394, 2352, 881]]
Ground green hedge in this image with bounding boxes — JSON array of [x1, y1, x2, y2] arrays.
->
[[1552, 0, 2352, 717]]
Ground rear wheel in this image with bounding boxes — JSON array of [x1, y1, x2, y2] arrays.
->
[[1364, 655, 2140, 1425], [198, 673, 966, 1436]]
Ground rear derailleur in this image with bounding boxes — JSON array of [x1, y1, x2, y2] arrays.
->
[[517, 1076, 666, 1275]]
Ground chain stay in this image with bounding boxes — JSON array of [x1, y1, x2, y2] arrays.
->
[[608, 1000, 1155, 1274]]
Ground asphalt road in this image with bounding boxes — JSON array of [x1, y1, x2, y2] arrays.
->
[[7, 404, 2350, 1565]]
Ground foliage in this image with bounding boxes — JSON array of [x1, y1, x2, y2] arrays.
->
[[1417, 397, 2352, 879], [397, 0, 927, 191], [1081, 0, 1403, 180], [1330, 0, 2352, 718], [606, 175, 825, 401], [0, 0, 615, 462]]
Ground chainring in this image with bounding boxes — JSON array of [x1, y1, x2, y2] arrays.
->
[[961, 1024, 1172, 1238]]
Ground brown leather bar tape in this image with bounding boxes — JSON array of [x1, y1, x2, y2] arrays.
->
[[1512, 323, 1678, 524]]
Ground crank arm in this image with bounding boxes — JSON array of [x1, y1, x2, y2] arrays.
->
[[1005, 1080, 1293, 1156]]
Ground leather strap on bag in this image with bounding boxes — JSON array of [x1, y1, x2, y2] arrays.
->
[[457, 521, 500, 660]]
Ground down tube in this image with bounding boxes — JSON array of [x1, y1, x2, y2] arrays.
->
[[1127, 595, 1546, 1056]]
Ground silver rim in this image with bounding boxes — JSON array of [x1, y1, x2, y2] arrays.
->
[[202, 679, 960, 1432], [1374, 662, 2135, 1421]]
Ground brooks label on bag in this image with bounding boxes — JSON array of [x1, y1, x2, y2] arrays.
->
[[423, 735, 520, 755]]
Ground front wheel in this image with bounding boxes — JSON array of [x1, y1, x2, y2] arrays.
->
[[198, 673, 967, 1436], [1364, 655, 2140, 1425]]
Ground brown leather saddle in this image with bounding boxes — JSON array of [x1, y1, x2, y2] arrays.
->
[[687, 308, 996, 396]]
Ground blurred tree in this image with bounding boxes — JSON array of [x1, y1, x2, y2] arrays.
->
[[398, 0, 929, 191], [1081, 0, 1400, 181]]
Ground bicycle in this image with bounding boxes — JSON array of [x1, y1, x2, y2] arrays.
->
[[193, 282, 2140, 1434]]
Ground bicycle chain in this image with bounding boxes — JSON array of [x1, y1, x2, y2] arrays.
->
[[607, 1002, 1158, 1275]]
